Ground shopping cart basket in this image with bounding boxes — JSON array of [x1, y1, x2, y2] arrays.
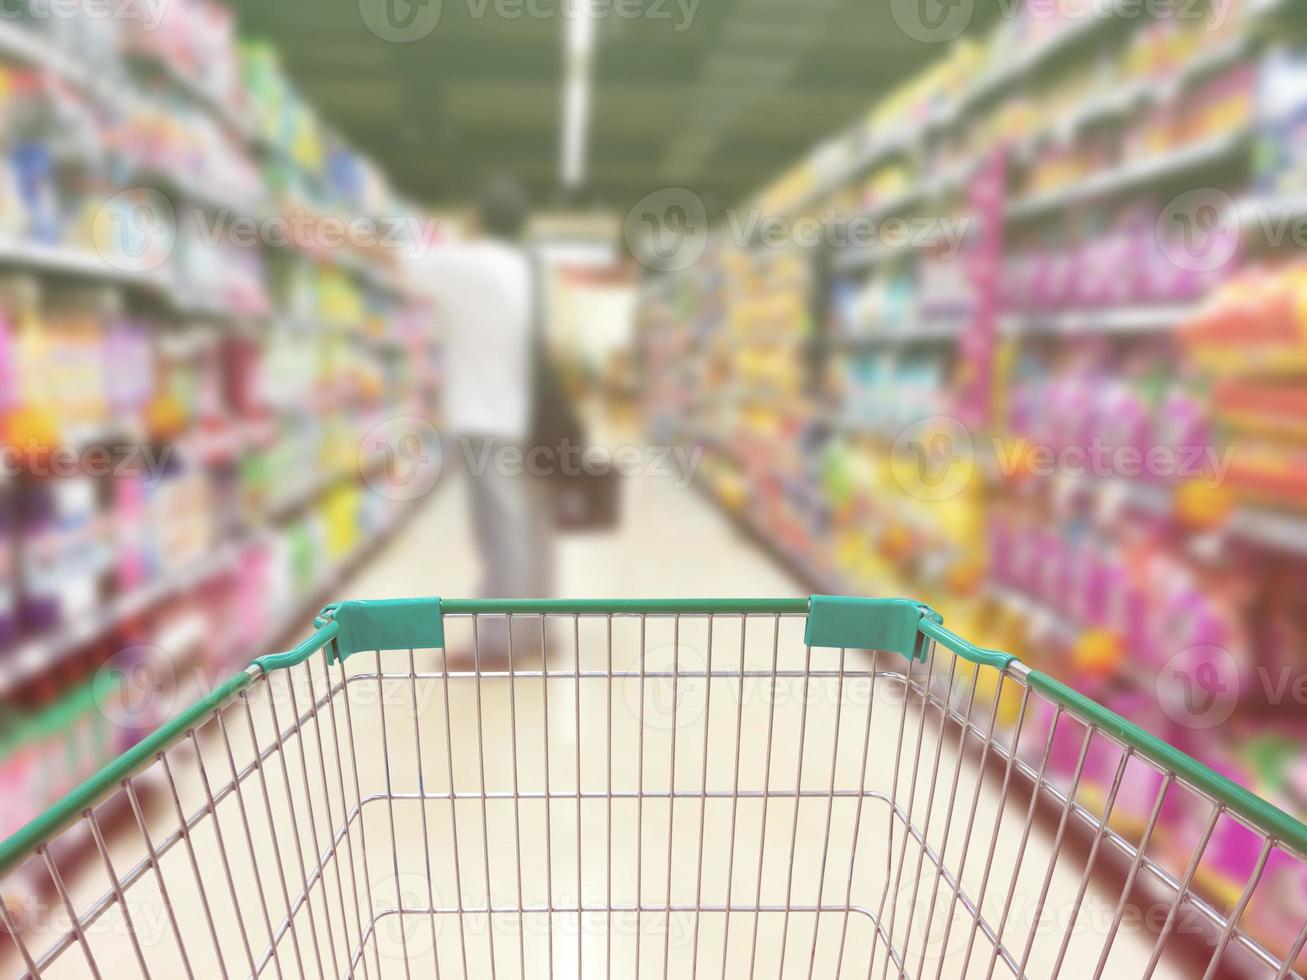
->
[[0, 596, 1304, 979]]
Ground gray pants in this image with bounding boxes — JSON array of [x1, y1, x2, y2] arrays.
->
[[462, 435, 555, 657]]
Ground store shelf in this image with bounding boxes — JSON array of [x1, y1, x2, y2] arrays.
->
[[0, 22, 419, 305], [830, 318, 963, 346], [1006, 130, 1250, 221], [124, 45, 260, 146], [958, 6, 1126, 112], [1016, 36, 1253, 161], [0, 236, 173, 293], [772, 4, 1268, 222], [1000, 303, 1197, 335], [1227, 505, 1307, 557], [0, 545, 242, 697], [0, 20, 89, 85]]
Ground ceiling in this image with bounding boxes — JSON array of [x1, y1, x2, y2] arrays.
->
[[228, 0, 998, 213]]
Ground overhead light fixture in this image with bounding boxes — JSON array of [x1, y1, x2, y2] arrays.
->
[[561, 9, 596, 187]]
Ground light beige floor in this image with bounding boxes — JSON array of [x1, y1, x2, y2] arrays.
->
[[2, 465, 1188, 979]]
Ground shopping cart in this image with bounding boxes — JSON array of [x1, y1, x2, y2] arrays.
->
[[0, 596, 1304, 979]]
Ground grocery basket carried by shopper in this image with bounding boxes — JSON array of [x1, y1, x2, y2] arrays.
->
[[0, 596, 1303, 979]]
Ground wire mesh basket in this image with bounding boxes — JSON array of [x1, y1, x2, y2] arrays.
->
[[0, 596, 1303, 979]]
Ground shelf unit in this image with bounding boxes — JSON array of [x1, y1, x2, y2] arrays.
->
[[640, 2, 1307, 950], [0, 7, 441, 842]]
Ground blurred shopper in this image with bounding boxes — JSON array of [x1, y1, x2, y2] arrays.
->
[[420, 176, 564, 662]]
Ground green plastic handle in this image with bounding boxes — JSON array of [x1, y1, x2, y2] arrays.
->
[[0, 670, 255, 878], [919, 619, 1018, 671], [1027, 670, 1307, 858], [4, 593, 1305, 884], [0, 622, 342, 879], [439, 597, 813, 615]]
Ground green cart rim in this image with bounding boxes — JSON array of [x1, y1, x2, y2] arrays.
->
[[1, 596, 1304, 880]]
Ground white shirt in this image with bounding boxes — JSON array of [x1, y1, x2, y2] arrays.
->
[[420, 240, 534, 442]]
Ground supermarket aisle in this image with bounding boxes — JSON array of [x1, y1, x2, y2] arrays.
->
[[338, 457, 804, 607]]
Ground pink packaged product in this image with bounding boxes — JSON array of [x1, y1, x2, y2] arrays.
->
[[1020, 695, 1090, 790], [1049, 529, 1082, 616], [1096, 377, 1153, 466], [1248, 847, 1307, 961], [1110, 525, 1158, 665], [0, 306, 16, 415], [103, 317, 155, 418], [112, 472, 151, 594], [1052, 355, 1107, 455], [1176, 752, 1278, 897], [1010, 519, 1041, 596], [988, 509, 1018, 588], [1078, 539, 1115, 629], [234, 542, 271, 658], [1156, 380, 1211, 460], [1084, 691, 1182, 833]]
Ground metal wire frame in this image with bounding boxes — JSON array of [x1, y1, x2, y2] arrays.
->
[[0, 610, 1302, 980]]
